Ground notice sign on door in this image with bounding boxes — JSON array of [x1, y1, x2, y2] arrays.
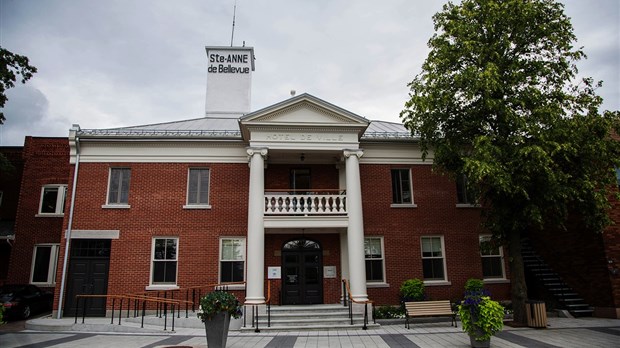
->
[[268, 266, 281, 279], [323, 266, 337, 278]]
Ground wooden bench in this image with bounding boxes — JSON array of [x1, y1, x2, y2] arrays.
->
[[405, 300, 457, 329]]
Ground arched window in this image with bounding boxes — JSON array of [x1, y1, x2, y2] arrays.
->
[[282, 238, 321, 250]]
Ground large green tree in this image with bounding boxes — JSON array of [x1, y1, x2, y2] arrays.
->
[[0, 47, 37, 124], [401, 0, 620, 323]]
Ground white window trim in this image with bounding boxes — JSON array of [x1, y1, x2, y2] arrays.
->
[[219, 237, 246, 284], [185, 168, 211, 208], [149, 237, 179, 286], [391, 168, 415, 205], [364, 236, 386, 284], [30, 244, 60, 286], [36, 185, 68, 217], [479, 235, 506, 280], [421, 236, 448, 283], [104, 167, 131, 207]]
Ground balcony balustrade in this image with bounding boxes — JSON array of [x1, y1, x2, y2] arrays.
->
[[264, 190, 347, 215]]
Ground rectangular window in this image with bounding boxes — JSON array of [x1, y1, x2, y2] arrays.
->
[[391, 169, 412, 204], [480, 235, 505, 279], [187, 168, 210, 205], [30, 244, 60, 285], [151, 238, 178, 285], [38, 185, 68, 215], [364, 237, 385, 283], [421, 236, 446, 281], [290, 169, 311, 192], [456, 174, 477, 205], [220, 238, 245, 283], [107, 168, 131, 205], [616, 168, 620, 188]]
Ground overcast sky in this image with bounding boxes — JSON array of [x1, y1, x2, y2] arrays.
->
[[0, 0, 618, 146]]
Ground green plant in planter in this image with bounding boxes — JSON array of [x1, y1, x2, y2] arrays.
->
[[458, 281, 504, 343], [399, 278, 425, 302], [197, 291, 243, 322]]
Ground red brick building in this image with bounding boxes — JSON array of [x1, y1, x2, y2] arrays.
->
[[4, 46, 619, 321], [5, 137, 69, 292]]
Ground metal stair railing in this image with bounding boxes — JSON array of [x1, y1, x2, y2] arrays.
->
[[342, 279, 374, 330]]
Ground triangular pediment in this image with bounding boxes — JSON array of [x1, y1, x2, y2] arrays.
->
[[239, 94, 369, 141], [241, 93, 369, 126]]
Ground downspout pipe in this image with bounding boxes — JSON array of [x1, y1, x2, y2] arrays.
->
[[57, 125, 81, 319]]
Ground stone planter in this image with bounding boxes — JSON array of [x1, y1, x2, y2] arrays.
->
[[204, 312, 231, 348]]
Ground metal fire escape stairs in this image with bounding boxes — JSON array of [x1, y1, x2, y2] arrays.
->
[[521, 239, 594, 317]]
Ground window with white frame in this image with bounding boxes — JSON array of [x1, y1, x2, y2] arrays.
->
[[616, 168, 620, 188], [391, 169, 413, 204], [479, 235, 505, 279], [364, 237, 385, 283], [151, 238, 178, 285], [107, 168, 131, 205], [38, 185, 68, 215], [220, 238, 245, 283], [187, 168, 210, 205], [421, 236, 446, 281], [30, 244, 60, 285]]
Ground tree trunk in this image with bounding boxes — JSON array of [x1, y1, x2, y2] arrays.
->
[[508, 231, 528, 324]]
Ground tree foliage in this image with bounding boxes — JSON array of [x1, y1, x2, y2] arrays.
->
[[401, 0, 620, 323], [0, 47, 38, 124]]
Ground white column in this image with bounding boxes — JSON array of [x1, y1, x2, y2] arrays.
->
[[343, 149, 368, 302], [245, 147, 268, 304]]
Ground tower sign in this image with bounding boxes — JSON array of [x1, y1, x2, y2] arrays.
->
[[205, 46, 255, 117]]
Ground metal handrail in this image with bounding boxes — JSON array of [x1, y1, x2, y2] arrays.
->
[[342, 279, 374, 330], [244, 279, 272, 333], [73, 294, 185, 331]]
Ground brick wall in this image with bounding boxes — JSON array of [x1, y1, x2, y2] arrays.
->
[[361, 164, 511, 305], [54, 162, 250, 309], [7, 137, 69, 291]]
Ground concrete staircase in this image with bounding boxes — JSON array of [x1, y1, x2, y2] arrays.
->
[[239, 304, 380, 332], [521, 239, 594, 317]]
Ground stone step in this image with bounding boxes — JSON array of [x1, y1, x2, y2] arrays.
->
[[239, 322, 380, 332], [239, 304, 377, 331]]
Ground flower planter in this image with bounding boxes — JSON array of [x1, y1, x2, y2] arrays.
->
[[469, 328, 491, 348], [204, 311, 231, 348]]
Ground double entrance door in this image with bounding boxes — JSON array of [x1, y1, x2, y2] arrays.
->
[[63, 239, 111, 317], [281, 238, 323, 305]]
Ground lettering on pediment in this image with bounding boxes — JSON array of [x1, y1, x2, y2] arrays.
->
[[264, 133, 345, 142]]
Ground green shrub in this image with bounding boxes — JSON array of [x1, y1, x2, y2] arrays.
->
[[464, 278, 484, 292], [0, 305, 4, 324], [197, 291, 243, 322], [374, 305, 405, 319], [399, 278, 425, 302]]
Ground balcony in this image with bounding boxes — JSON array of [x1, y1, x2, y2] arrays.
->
[[264, 190, 347, 216]]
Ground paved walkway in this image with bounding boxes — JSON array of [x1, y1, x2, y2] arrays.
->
[[1, 317, 619, 347]]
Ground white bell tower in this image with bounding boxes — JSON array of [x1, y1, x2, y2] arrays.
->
[[205, 46, 255, 117]]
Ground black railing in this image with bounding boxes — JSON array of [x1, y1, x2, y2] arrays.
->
[[73, 294, 184, 331], [72, 282, 246, 331], [342, 279, 374, 330], [242, 279, 271, 332]]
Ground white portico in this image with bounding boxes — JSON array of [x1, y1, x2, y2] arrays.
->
[[239, 93, 370, 304]]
